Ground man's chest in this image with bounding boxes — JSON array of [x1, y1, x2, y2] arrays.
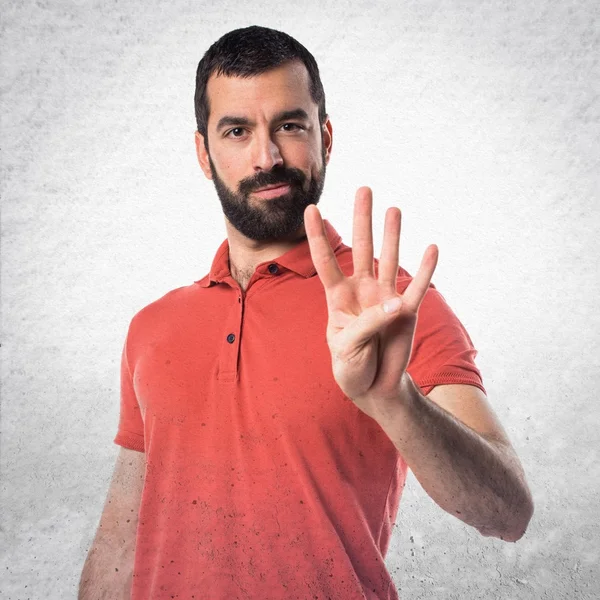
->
[[129, 296, 356, 440]]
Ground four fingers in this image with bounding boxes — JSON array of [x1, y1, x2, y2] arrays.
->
[[305, 188, 438, 310]]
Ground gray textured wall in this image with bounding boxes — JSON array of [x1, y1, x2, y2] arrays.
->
[[1, 1, 599, 598]]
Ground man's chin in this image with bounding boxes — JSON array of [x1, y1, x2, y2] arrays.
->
[[239, 210, 308, 241], [250, 192, 309, 214]]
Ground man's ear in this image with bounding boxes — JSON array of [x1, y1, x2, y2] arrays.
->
[[195, 131, 213, 180], [322, 117, 333, 165]]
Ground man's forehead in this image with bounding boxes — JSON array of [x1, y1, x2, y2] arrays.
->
[[205, 61, 316, 121]]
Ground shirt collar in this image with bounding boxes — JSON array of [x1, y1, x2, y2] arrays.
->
[[195, 219, 344, 288]]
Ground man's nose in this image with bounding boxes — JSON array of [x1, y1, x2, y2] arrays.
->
[[252, 133, 284, 172]]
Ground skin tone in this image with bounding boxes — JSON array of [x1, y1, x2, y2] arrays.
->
[[305, 190, 439, 415], [195, 60, 533, 541], [195, 60, 332, 290], [305, 193, 533, 540]]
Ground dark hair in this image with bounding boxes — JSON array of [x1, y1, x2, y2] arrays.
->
[[194, 26, 327, 147]]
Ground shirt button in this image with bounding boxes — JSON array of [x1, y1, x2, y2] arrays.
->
[[268, 263, 279, 275], [227, 333, 235, 344]]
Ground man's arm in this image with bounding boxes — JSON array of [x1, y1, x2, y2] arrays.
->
[[376, 377, 533, 542], [78, 447, 145, 600], [303, 192, 533, 541]]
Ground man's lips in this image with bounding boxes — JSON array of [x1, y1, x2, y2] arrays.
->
[[252, 183, 291, 199]]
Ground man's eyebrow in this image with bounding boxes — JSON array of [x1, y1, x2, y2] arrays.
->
[[216, 116, 252, 132], [272, 108, 310, 123], [215, 108, 310, 133]]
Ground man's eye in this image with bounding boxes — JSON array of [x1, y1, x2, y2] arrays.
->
[[226, 128, 245, 138], [281, 123, 304, 132]]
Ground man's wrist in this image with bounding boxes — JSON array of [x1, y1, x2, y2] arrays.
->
[[370, 371, 420, 431]]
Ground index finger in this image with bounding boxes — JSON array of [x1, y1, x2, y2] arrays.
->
[[304, 204, 345, 288]]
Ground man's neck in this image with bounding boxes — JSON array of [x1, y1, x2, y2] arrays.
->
[[225, 219, 307, 291]]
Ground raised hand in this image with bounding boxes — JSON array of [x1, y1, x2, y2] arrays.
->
[[304, 186, 439, 421]]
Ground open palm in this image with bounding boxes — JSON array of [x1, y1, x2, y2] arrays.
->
[[304, 187, 439, 420]]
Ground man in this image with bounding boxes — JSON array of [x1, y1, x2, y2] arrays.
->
[[79, 25, 533, 600]]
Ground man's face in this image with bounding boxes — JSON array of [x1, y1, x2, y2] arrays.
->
[[196, 61, 332, 242]]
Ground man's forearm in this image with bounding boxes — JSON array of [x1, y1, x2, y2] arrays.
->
[[78, 539, 134, 600], [373, 374, 533, 541]]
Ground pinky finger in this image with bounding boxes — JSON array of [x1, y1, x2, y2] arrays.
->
[[402, 244, 439, 312]]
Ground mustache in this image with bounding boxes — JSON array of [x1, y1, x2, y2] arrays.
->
[[238, 166, 306, 195]]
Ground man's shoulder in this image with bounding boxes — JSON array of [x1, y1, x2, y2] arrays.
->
[[128, 281, 207, 332]]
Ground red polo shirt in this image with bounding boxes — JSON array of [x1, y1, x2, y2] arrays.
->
[[115, 220, 485, 599]]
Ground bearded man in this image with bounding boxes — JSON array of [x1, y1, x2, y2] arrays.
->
[[79, 25, 533, 600]]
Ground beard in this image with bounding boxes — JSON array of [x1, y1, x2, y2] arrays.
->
[[208, 148, 327, 242]]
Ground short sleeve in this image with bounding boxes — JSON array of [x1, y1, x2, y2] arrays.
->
[[405, 286, 486, 396], [113, 330, 145, 452]]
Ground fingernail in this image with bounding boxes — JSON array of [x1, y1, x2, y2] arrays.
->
[[383, 297, 402, 313]]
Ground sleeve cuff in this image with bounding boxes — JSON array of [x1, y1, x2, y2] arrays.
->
[[114, 430, 145, 453], [412, 370, 487, 397]]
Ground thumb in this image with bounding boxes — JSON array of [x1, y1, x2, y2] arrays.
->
[[334, 296, 403, 352]]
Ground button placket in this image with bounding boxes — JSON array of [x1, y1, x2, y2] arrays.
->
[[217, 290, 242, 383]]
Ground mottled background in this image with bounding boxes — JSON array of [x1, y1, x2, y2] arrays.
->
[[1, 0, 599, 598]]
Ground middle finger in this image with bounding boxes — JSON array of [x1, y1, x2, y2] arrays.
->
[[352, 187, 375, 278]]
